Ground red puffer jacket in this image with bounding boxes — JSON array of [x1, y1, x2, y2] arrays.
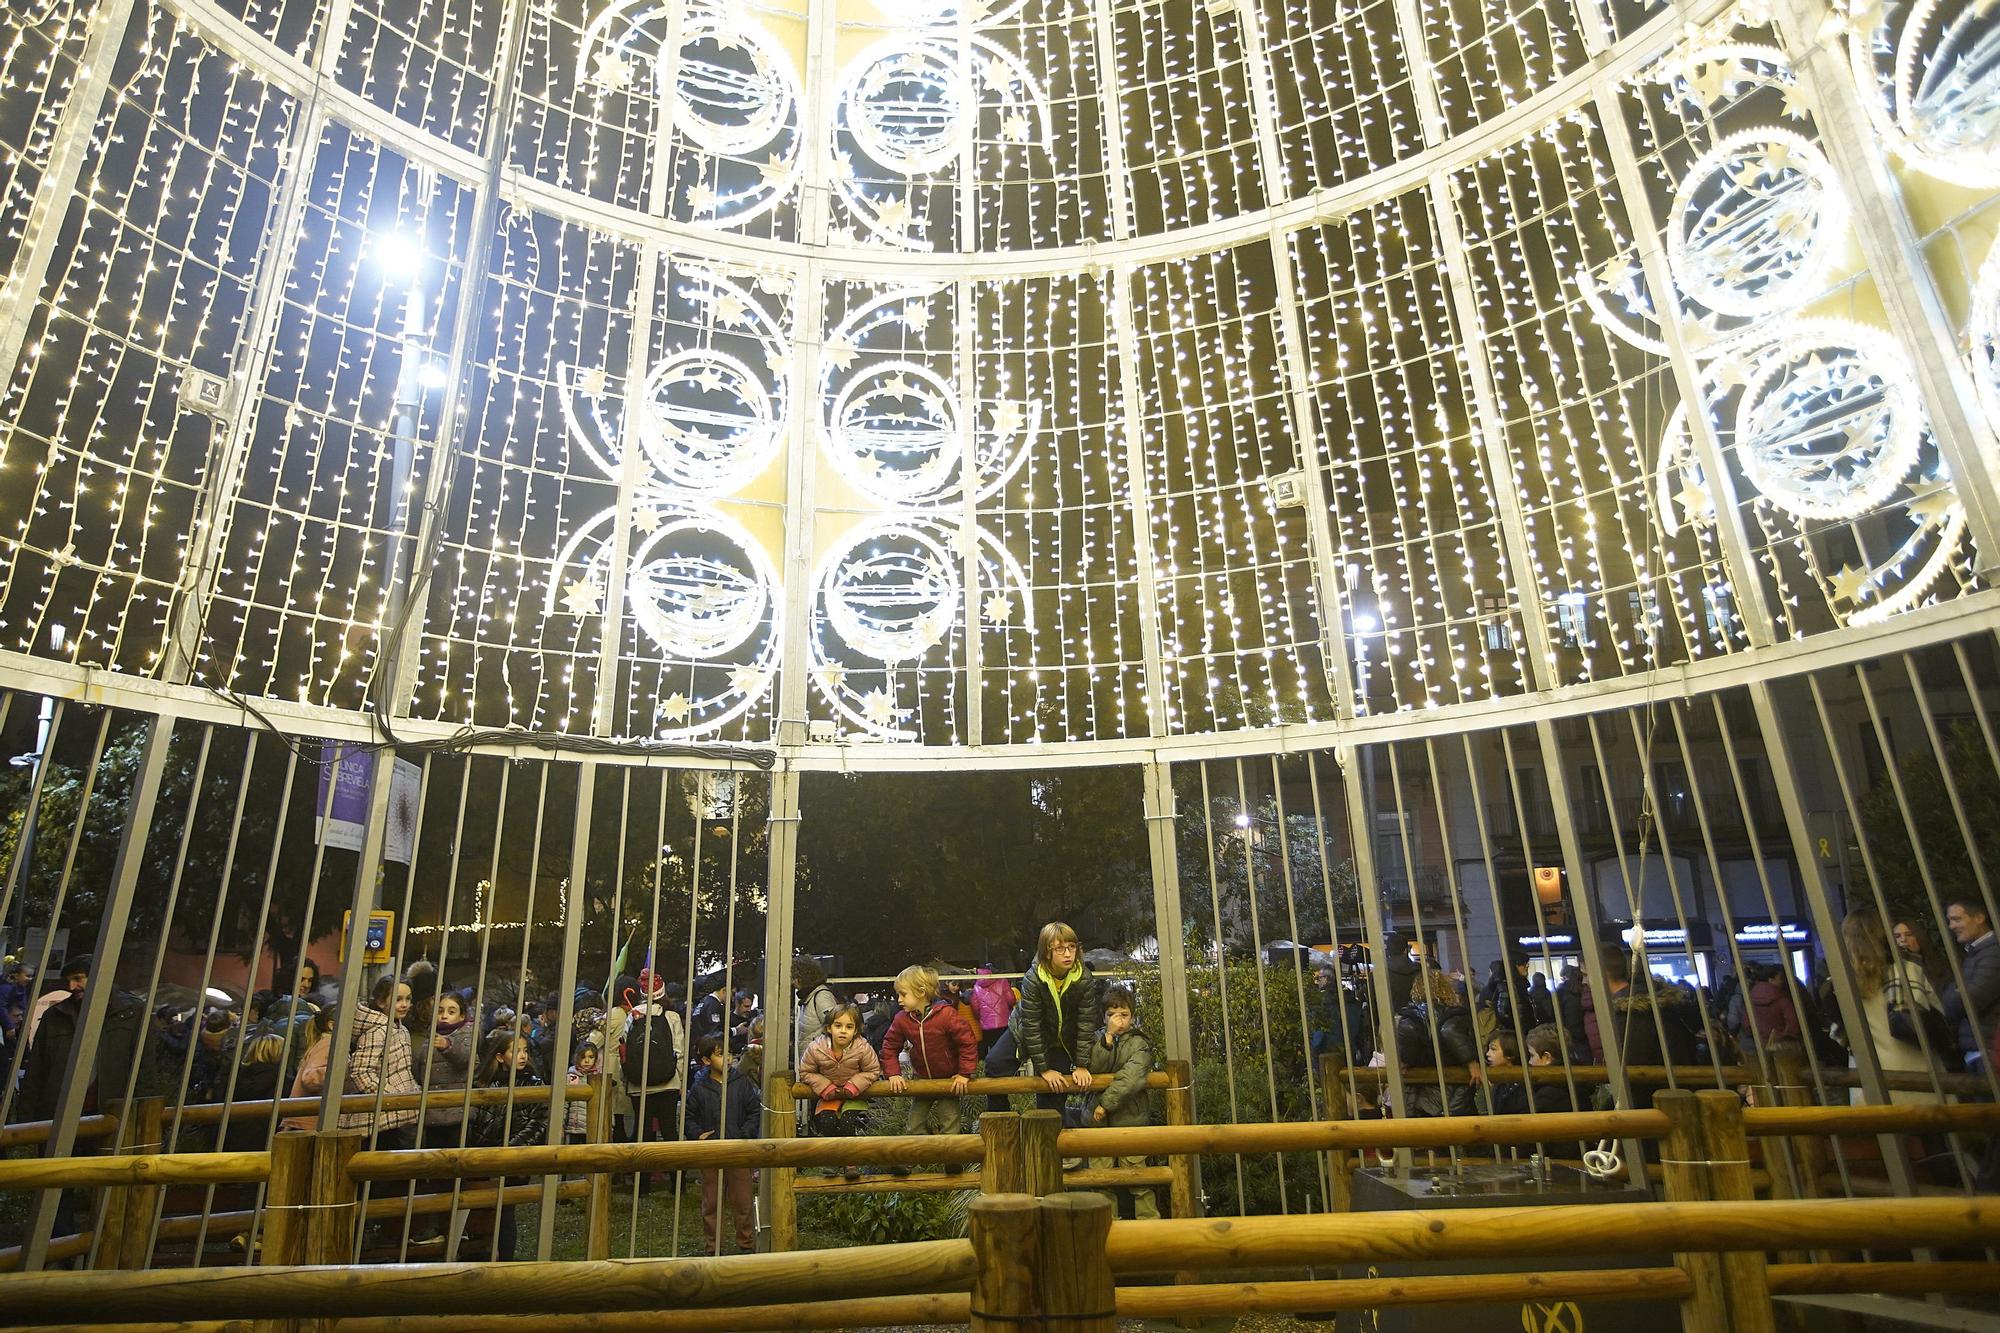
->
[[880, 1000, 978, 1079]]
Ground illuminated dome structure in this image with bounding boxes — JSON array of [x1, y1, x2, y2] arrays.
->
[[4, 0, 2000, 1263], [0, 0, 1993, 753]]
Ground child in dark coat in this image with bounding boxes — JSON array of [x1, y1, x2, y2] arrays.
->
[[1083, 985, 1161, 1219], [685, 1035, 761, 1253]]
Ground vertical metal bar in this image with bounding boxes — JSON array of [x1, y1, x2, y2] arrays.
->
[[0, 0, 140, 410], [1105, 263, 1171, 735], [761, 768, 804, 1087], [957, 275, 983, 746], [1268, 224, 1358, 717], [22, 714, 172, 1270], [538, 760, 595, 1259], [1196, 761, 1248, 1208], [1231, 758, 1289, 1213], [1383, 743, 1453, 1123], [1747, 678, 1922, 1197], [1143, 759, 1193, 1066], [1768, 0, 2000, 569], [1466, 731, 1586, 1115], [0, 706, 108, 1129], [1304, 751, 1369, 1135], [1589, 74, 1774, 647], [1528, 720, 1637, 1120], [383, 0, 538, 711], [1342, 742, 1406, 1121]]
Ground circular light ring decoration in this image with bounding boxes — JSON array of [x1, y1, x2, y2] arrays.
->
[[576, 1, 803, 229], [1731, 319, 1924, 522], [1666, 128, 1849, 320], [826, 359, 962, 505], [666, 12, 799, 158], [1849, 0, 2000, 185], [624, 503, 782, 735], [816, 517, 963, 666], [637, 347, 783, 493], [843, 37, 971, 179], [558, 361, 627, 483], [1843, 477, 1968, 625], [626, 506, 780, 660], [1653, 401, 1709, 539]]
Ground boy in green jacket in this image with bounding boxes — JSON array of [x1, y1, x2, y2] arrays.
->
[[1083, 985, 1161, 1219]]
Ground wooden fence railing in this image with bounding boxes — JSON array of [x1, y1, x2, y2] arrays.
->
[[0, 1092, 1997, 1331]]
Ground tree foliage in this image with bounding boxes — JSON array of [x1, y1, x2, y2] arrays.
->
[[1856, 721, 2000, 932]]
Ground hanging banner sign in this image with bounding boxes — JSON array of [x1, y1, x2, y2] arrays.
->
[[316, 745, 422, 864]]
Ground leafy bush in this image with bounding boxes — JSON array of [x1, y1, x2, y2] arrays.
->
[[799, 1185, 974, 1245]]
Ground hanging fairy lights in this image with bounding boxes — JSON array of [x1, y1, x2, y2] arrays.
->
[[0, 0, 1993, 753]]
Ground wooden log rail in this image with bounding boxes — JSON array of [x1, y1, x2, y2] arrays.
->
[[762, 1059, 1197, 1250], [1335, 1061, 1998, 1096], [1, 1195, 1994, 1329], [776, 1070, 1179, 1099], [0, 1084, 594, 1150]]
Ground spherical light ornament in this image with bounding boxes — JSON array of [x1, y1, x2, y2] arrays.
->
[[637, 348, 783, 493], [625, 509, 779, 662], [818, 520, 961, 664], [665, 13, 798, 158], [1667, 129, 1848, 320], [826, 360, 961, 506], [1850, 0, 2000, 185], [1732, 321, 1923, 521], [843, 39, 970, 178]]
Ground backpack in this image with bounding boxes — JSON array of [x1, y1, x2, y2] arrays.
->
[[621, 1000, 679, 1089]]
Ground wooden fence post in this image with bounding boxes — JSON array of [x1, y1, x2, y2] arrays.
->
[[587, 1072, 614, 1260], [969, 1193, 1041, 1333], [252, 1131, 316, 1333], [1697, 1090, 1776, 1333], [1037, 1192, 1115, 1333], [1318, 1054, 1354, 1213], [980, 1112, 1023, 1195], [1656, 1090, 1731, 1333], [1773, 1046, 1823, 1199], [765, 1072, 797, 1254], [1020, 1109, 1063, 1198], [1164, 1059, 1198, 1221], [303, 1130, 363, 1267], [93, 1096, 163, 1271]]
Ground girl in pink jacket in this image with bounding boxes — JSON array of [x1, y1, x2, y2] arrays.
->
[[970, 968, 1017, 1057], [798, 1004, 883, 1179]]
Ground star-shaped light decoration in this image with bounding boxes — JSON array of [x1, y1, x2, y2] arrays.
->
[[729, 665, 769, 697], [1002, 112, 1030, 143], [688, 182, 717, 213], [990, 401, 1024, 435], [563, 578, 604, 617], [758, 153, 789, 189], [692, 364, 726, 395], [631, 506, 662, 534], [983, 593, 1015, 624], [1828, 563, 1872, 604], [882, 372, 913, 399], [661, 692, 691, 722], [861, 688, 903, 725], [823, 339, 859, 371], [1674, 478, 1713, 526], [875, 196, 912, 232], [903, 303, 931, 334], [1780, 80, 1812, 121], [714, 292, 749, 326], [577, 367, 609, 396], [1905, 480, 1958, 523], [817, 665, 847, 692], [592, 50, 633, 90]]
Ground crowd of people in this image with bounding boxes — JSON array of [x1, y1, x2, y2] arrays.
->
[[4, 897, 1994, 1256], [1303, 898, 2000, 1185]]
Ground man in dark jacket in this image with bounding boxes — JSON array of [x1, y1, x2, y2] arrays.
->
[[1942, 897, 2000, 1071], [685, 1035, 761, 1253]]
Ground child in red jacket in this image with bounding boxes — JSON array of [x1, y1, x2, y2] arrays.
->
[[880, 964, 979, 1174]]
